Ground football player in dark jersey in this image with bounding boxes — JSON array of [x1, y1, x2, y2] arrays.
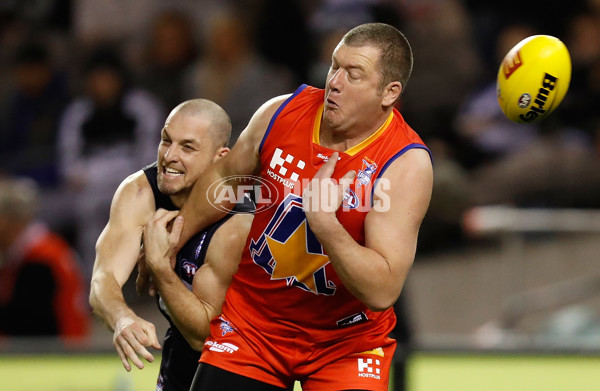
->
[[89, 99, 253, 391]]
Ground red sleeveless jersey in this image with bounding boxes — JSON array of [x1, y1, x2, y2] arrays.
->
[[221, 85, 429, 347], [0, 223, 90, 340]]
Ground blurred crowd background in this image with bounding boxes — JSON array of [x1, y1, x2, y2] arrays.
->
[[1, 0, 600, 351]]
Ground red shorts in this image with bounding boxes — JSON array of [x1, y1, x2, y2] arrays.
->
[[199, 315, 396, 391]]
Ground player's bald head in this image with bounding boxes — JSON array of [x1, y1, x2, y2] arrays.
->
[[168, 99, 232, 148]]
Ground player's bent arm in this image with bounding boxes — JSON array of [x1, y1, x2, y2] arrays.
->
[[178, 94, 291, 245], [155, 213, 253, 350], [311, 148, 433, 311], [89, 171, 156, 328], [90, 172, 164, 371]]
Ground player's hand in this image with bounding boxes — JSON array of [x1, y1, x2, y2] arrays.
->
[[303, 152, 355, 226], [113, 315, 161, 371], [143, 209, 183, 276]]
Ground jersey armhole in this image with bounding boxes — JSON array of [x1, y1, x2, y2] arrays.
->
[[259, 84, 309, 154], [370, 144, 432, 205]]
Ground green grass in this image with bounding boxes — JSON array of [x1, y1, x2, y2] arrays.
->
[[408, 353, 600, 391], [0, 353, 160, 391], [2, 352, 600, 391]]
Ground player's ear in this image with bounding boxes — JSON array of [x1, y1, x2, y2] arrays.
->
[[214, 147, 230, 162], [381, 81, 402, 107]]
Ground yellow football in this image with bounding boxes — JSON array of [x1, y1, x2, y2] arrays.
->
[[496, 35, 571, 123]]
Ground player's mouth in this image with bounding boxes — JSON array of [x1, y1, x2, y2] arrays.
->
[[325, 98, 339, 109], [162, 166, 184, 177]]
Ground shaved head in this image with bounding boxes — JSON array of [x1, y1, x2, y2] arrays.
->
[[168, 99, 232, 148], [342, 23, 413, 95], [157, 99, 232, 204]]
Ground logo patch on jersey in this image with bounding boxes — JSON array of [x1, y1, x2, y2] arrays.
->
[[205, 340, 239, 354], [342, 188, 359, 209], [218, 317, 235, 336], [357, 358, 381, 379], [356, 157, 377, 188], [336, 312, 368, 327], [249, 193, 336, 295], [316, 152, 341, 162], [266, 147, 306, 189], [181, 260, 197, 278]]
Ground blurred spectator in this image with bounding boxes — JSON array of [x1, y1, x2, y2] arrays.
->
[[182, 7, 294, 143], [464, 15, 600, 209], [73, 0, 222, 46], [0, 40, 69, 187], [307, 27, 346, 89], [467, 131, 600, 208], [254, 0, 312, 85], [0, 0, 72, 32], [134, 10, 199, 110], [463, 0, 583, 71], [557, 11, 600, 144], [57, 46, 164, 276], [453, 24, 540, 170], [307, 0, 405, 87], [417, 138, 472, 253], [0, 177, 90, 342], [397, 0, 483, 142]]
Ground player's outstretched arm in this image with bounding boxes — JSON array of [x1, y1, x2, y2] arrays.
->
[[304, 148, 433, 311], [144, 210, 253, 349], [177, 94, 290, 246], [89, 171, 162, 371]]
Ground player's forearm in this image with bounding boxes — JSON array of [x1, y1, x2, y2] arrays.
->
[[310, 218, 407, 311], [179, 165, 231, 245], [152, 271, 212, 349], [89, 274, 136, 330]]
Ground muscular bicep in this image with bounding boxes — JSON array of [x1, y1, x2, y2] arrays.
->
[[364, 148, 433, 279], [190, 213, 253, 318], [92, 172, 156, 287]]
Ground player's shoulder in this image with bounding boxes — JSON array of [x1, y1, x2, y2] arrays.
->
[[377, 147, 433, 188], [267, 92, 294, 107], [256, 85, 319, 121], [119, 169, 152, 193], [111, 170, 154, 212], [254, 94, 293, 121], [236, 93, 295, 156]]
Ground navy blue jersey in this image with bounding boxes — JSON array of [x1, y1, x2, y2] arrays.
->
[[143, 162, 255, 391], [143, 162, 177, 211]]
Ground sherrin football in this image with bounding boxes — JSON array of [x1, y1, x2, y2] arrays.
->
[[496, 35, 571, 123]]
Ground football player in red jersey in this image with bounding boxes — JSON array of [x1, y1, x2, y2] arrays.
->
[[145, 22, 432, 391]]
